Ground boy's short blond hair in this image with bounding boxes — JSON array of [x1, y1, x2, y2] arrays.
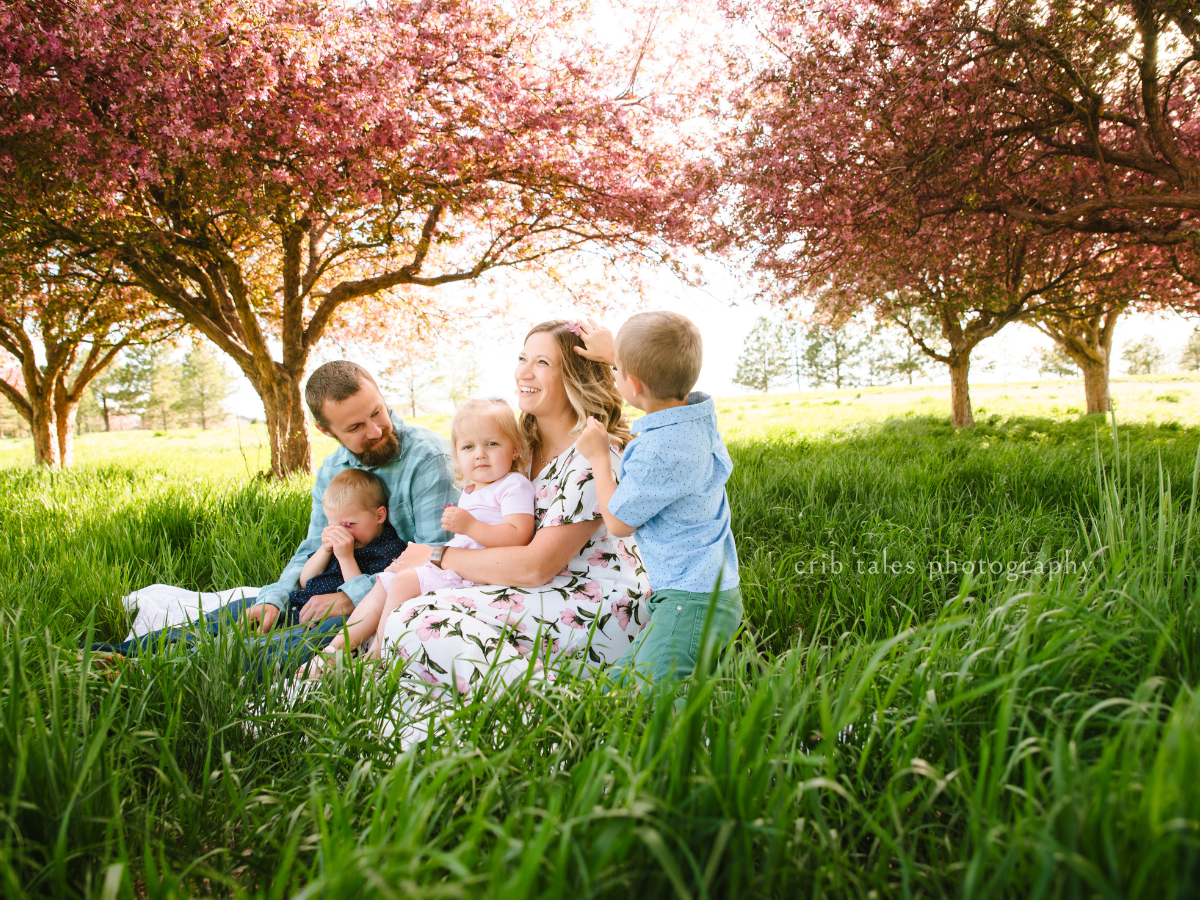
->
[[450, 398, 530, 483], [322, 468, 387, 513], [615, 311, 703, 401]]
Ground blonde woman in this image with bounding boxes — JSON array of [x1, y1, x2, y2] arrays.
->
[[384, 320, 649, 691]]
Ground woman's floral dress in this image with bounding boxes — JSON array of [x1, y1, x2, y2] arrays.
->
[[380, 443, 649, 692]]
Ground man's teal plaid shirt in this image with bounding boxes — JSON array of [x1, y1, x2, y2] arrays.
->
[[256, 410, 458, 611]]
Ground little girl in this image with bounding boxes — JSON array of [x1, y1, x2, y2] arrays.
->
[[303, 398, 535, 676]]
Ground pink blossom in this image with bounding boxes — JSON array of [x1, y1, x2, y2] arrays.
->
[[416, 665, 438, 685], [489, 595, 526, 613], [415, 613, 449, 642], [587, 548, 610, 568], [616, 541, 637, 568], [571, 581, 603, 604], [611, 599, 631, 631], [454, 676, 470, 693], [536, 484, 551, 501], [559, 608, 586, 630], [446, 594, 477, 610], [544, 515, 565, 528]]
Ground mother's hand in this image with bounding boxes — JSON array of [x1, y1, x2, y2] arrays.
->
[[395, 543, 433, 569]]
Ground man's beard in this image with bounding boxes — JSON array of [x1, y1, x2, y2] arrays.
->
[[352, 426, 400, 468]]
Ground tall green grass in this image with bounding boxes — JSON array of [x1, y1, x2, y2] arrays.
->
[[1, 415, 1197, 898]]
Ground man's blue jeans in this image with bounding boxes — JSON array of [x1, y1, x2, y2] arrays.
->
[[88, 595, 346, 682]]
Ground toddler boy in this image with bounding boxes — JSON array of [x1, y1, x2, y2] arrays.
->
[[291, 468, 406, 620], [576, 311, 740, 684], [88, 468, 404, 673]]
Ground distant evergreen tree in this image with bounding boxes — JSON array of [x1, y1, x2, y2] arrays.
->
[[1122, 336, 1166, 375], [858, 322, 930, 386], [800, 322, 866, 388], [734, 317, 792, 392], [1180, 327, 1200, 372], [124, 343, 181, 430], [175, 343, 233, 429], [886, 340, 930, 384], [92, 351, 150, 429], [448, 358, 483, 407]]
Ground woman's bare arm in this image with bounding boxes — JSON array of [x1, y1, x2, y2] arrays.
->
[[442, 506, 535, 548], [397, 518, 601, 587]]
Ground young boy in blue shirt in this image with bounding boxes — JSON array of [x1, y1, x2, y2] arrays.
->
[[576, 311, 741, 684]]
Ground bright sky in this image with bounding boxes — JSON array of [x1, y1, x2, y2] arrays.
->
[[218, 0, 1200, 418], [225, 266, 1200, 420]]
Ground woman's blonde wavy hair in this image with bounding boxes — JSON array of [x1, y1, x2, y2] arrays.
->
[[520, 320, 632, 454]]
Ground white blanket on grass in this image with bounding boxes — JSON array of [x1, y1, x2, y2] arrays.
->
[[123, 584, 262, 641]]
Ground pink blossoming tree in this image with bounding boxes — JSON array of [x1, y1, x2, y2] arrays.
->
[[718, 0, 1200, 423], [0, 0, 695, 476], [0, 240, 178, 467]]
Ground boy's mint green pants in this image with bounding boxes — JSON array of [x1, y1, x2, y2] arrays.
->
[[608, 587, 743, 686]]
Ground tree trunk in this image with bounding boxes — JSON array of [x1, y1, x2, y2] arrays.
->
[[1029, 303, 1121, 416], [30, 394, 61, 468], [948, 356, 974, 428], [55, 399, 78, 467], [101, 399, 111, 431], [258, 372, 312, 478], [1079, 355, 1111, 414]]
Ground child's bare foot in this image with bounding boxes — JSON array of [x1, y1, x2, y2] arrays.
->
[[77, 649, 126, 671], [297, 651, 337, 680]]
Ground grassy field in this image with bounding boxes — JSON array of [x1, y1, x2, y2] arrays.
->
[[2, 373, 1196, 474], [1, 398, 1199, 897], [713, 373, 1200, 437]]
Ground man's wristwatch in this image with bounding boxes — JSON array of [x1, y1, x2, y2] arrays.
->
[[429, 545, 447, 569]]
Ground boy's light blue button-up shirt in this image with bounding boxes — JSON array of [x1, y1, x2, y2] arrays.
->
[[256, 410, 457, 611], [607, 392, 739, 593]]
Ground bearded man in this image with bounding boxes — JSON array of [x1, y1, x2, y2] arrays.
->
[[246, 360, 457, 633]]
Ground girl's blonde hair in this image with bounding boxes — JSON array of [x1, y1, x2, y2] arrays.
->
[[450, 398, 531, 484], [520, 320, 632, 454]]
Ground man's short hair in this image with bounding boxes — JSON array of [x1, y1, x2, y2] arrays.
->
[[305, 361, 378, 428], [615, 311, 703, 401], [321, 468, 387, 512]]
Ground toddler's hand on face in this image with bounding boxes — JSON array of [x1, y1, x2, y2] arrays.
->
[[441, 505, 476, 535], [319, 526, 337, 551], [326, 525, 355, 558], [576, 416, 610, 461]]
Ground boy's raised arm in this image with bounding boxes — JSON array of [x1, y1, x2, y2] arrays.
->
[[573, 319, 615, 367], [577, 417, 636, 537]]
